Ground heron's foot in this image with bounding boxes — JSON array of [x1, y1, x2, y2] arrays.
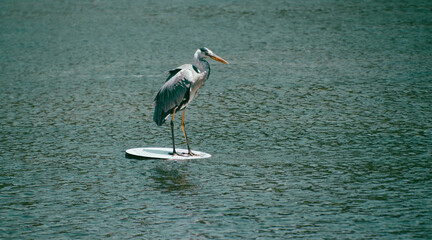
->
[[187, 151, 199, 157], [171, 151, 188, 157]]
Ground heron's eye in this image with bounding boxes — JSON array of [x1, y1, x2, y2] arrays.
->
[[200, 47, 208, 53]]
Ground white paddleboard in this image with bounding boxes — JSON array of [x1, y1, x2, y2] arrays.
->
[[125, 147, 211, 160]]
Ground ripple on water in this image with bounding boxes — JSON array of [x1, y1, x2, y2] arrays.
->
[[1, 0, 432, 239]]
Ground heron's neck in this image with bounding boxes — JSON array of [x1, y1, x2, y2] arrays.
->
[[194, 56, 210, 79]]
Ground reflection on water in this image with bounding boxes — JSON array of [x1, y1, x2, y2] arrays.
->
[[149, 164, 196, 193], [1, 0, 431, 239]]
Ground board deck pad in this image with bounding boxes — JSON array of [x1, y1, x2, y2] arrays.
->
[[125, 147, 211, 160]]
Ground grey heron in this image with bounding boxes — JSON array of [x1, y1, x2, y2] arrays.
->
[[153, 48, 229, 156]]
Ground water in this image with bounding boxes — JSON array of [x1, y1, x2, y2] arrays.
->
[[1, 0, 431, 238]]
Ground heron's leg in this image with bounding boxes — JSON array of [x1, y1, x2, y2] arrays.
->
[[181, 108, 195, 156], [170, 109, 178, 155]]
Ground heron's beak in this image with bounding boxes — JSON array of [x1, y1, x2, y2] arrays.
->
[[210, 55, 229, 64]]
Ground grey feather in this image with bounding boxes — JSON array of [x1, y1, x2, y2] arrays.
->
[[153, 71, 192, 126], [165, 68, 182, 82]]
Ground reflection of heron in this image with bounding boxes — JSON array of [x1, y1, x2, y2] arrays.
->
[[153, 48, 229, 156]]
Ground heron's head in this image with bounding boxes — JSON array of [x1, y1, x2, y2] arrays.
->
[[197, 47, 229, 64]]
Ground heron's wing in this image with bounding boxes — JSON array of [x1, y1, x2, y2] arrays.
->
[[165, 68, 182, 82], [153, 69, 192, 126]]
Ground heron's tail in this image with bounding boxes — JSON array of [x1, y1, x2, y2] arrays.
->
[[153, 101, 168, 126]]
